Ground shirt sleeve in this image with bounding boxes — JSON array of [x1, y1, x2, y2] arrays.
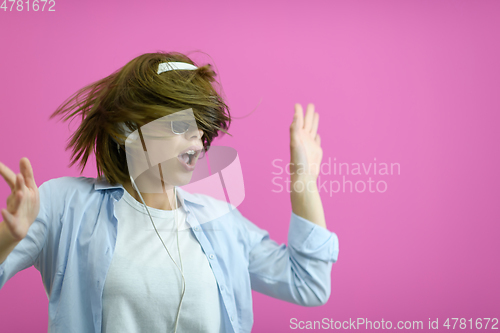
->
[[237, 209, 339, 307], [0, 181, 51, 290]]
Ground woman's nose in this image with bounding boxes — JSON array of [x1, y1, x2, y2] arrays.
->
[[184, 126, 203, 140]]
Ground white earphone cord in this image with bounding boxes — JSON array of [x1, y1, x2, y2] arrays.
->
[[130, 176, 186, 333]]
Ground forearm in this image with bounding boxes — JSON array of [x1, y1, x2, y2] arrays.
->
[[0, 221, 20, 265], [290, 176, 326, 229]]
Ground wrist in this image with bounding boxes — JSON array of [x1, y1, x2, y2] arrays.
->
[[290, 175, 318, 194], [0, 221, 21, 245], [0, 222, 22, 266]]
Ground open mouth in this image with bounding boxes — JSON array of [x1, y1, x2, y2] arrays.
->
[[177, 147, 202, 170]]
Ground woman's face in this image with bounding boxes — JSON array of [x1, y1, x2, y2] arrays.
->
[[125, 110, 205, 192]]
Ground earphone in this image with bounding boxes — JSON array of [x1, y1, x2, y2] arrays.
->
[[129, 175, 186, 333]]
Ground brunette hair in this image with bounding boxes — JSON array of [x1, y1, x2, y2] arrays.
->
[[50, 51, 231, 185]]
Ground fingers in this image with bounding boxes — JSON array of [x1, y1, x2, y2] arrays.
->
[[10, 181, 24, 213], [294, 103, 319, 137], [0, 161, 16, 191], [311, 112, 319, 137], [303, 103, 315, 132], [20, 157, 36, 190], [315, 133, 321, 145], [293, 104, 304, 130], [15, 172, 25, 193]]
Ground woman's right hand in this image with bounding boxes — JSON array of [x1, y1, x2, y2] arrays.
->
[[0, 158, 40, 242]]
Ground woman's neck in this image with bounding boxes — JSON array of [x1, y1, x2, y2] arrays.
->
[[122, 180, 179, 211]]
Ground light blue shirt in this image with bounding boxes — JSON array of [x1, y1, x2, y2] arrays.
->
[[0, 176, 339, 333]]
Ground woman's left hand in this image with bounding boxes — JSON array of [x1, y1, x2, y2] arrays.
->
[[289, 103, 323, 181]]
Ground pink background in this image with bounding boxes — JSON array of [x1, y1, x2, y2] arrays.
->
[[1, 0, 499, 332]]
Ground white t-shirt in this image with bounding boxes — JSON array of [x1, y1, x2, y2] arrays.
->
[[102, 189, 223, 333]]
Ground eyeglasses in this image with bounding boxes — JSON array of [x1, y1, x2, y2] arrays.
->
[[170, 120, 195, 135]]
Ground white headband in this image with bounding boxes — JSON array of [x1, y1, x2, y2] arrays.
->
[[157, 62, 198, 74]]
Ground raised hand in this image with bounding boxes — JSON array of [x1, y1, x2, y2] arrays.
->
[[289, 103, 326, 229], [290, 103, 323, 180], [0, 158, 40, 241]]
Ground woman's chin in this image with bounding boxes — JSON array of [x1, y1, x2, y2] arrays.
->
[[163, 172, 194, 187], [131, 161, 195, 192]]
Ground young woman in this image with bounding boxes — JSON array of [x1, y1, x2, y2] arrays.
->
[[0, 51, 339, 333]]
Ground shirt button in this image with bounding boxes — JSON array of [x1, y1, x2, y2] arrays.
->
[[230, 316, 234, 322], [193, 226, 199, 231], [209, 254, 215, 260], [220, 285, 224, 291]]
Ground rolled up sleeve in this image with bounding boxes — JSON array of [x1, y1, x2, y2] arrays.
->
[[288, 212, 339, 263], [240, 210, 340, 307]]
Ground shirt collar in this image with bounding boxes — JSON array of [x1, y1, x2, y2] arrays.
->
[[93, 177, 205, 207]]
